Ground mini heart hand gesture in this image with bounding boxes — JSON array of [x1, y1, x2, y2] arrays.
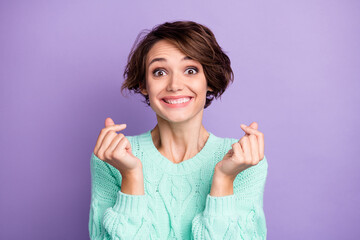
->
[[93, 117, 143, 176], [215, 122, 265, 181]]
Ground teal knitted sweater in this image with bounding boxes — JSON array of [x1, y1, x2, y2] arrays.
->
[[89, 130, 268, 239]]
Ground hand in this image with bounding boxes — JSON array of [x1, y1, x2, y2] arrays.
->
[[93, 117, 143, 176], [214, 121, 265, 180]]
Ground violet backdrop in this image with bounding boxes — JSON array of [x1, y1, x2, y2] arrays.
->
[[0, 0, 359, 239]]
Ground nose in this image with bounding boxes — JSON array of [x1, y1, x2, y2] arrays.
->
[[166, 72, 184, 92]]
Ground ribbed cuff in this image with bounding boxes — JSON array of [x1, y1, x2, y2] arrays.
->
[[112, 190, 148, 216], [203, 193, 237, 217]]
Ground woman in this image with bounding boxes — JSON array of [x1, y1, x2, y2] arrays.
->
[[89, 21, 268, 239]]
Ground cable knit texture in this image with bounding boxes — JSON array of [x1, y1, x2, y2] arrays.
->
[[89, 130, 268, 239]]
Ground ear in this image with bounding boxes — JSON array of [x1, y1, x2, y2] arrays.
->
[[207, 86, 214, 92], [140, 83, 148, 95]]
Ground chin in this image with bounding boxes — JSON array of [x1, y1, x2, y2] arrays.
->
[[159, 114, 192, 124], [157, 109, 205, 124]]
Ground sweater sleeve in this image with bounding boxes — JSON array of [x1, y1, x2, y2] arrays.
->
[[191, 155, 268, 240], [88, 152, 155, 239]]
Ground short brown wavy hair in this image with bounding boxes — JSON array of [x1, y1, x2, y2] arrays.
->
[[121, 20, 234, 109]]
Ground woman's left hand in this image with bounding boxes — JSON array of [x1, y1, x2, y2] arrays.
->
[[214, 122, 265, 181]]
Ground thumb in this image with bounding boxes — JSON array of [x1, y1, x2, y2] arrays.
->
[[105, 117, 115, 127]]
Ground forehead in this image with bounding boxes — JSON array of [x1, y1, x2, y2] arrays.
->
[[146, 40, 186, 63]]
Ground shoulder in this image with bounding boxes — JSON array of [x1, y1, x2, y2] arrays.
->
[[124, 130, 150, 154], [209, 133, 239, 155], [125, 130, 149, 142]]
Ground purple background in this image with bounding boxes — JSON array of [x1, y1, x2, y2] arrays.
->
[[1, 0, 359, 239]]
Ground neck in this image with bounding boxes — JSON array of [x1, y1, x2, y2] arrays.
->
[[150, 112, 210, 164]]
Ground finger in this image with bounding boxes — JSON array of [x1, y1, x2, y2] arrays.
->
[[94, 124, 127, 153], [232, 142, 243, 158], [240, 124, 265, 159], [239, 136, 251, 164], [240, 124, 250, 137], [105, 133, 126, 158], [113, 137, 130, 160], [97, 130, 118, 159], [226, 148, 234, 156], [258, 132, 265, 160], [248, 134, 260, 164], [96, 126, 126, 158], [105, 117, 115, 128], [249, 121, 258, 130], [240, 124, 261, 136]]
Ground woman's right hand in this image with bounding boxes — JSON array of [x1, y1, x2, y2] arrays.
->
[[93, 117, 143, 177]]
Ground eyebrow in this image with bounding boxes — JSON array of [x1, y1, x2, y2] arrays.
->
[[148, 56, 193, 67]]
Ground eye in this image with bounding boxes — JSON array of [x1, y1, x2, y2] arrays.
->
[[184, 67, 198, 75], [152, 68, 167, 77]]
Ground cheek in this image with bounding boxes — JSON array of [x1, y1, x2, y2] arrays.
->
[[146, 82, 163, 100], [193, 80, 208, 95]]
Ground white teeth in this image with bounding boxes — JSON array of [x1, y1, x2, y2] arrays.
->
[[164, 97, 191, 104]]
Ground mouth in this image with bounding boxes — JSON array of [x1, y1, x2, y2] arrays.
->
[[162, 97, 192, 104], [161, 96, 194, 108]]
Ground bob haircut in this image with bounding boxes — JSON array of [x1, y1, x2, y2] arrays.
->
[[121, 20, 234, 109]]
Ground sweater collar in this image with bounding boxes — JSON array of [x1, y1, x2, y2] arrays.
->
[[139, 129, 219, 175]]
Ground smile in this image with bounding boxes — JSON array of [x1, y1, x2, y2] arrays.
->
[[161, 97, 193, 108], [163, 97, 191, 104]]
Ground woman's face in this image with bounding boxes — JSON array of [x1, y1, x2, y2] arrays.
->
[[141, 39, 212, 124]]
